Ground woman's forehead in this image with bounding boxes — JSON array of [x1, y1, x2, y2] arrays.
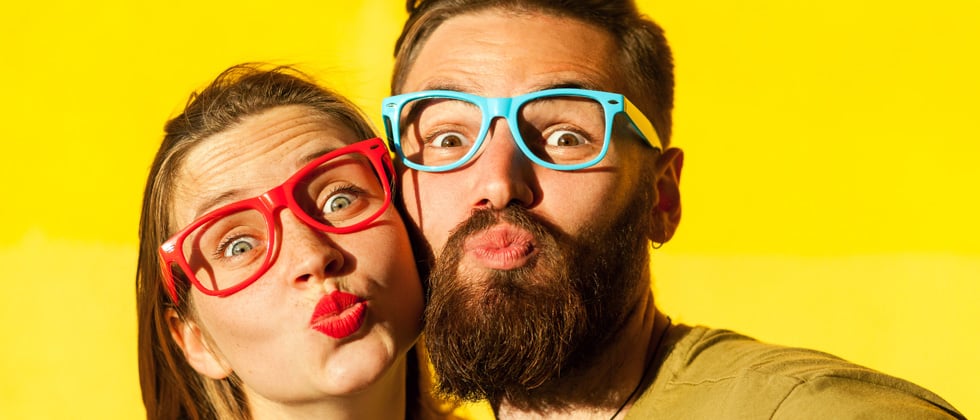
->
[[172, 106, 360, 224]]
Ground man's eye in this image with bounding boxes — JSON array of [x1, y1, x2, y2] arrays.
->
[[431, 132, 468, 148], [545, 130, 587, 147]]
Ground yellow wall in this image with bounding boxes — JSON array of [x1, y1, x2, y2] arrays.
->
[[1, 1, 976, 418]]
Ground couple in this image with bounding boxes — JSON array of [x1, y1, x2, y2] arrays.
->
[[136, 1, 964, 419]]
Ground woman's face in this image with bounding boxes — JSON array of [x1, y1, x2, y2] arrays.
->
[[168, 105, 423, 406]]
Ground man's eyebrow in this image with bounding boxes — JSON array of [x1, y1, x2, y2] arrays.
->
[[540, 82, 595, 91], [419, 80, 600, 95], [418, 80, 472, 92]]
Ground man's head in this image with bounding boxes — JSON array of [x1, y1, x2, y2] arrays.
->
[[393, 0, 676, 144], [388, 0, 683, 406]]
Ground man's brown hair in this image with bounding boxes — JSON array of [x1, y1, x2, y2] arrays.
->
[[392, 0, 675, 145]]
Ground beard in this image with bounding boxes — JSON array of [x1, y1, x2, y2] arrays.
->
[[422, 181, 656, 407]]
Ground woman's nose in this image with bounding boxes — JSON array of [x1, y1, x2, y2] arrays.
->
[[277, 211, 345, 289]]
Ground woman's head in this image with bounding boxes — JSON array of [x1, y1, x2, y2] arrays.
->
[[137, 64, 423, 419]]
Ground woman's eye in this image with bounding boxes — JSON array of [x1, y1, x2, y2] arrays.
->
[[324, 192, 356, 213], [221, 237, 257, 258], [545, 130, 587, 147], [430, 132, 468, 148]]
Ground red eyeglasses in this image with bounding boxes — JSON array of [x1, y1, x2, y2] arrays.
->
[[158, 137, 394, 304]]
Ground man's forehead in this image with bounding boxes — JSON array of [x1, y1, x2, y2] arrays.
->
[[402, 9, 624, 96]]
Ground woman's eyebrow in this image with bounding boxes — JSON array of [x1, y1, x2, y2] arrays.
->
[[192, 189, 245, 220], [299, 147, 338, 166]]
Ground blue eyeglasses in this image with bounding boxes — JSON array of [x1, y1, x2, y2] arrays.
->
[[382, 88, 662, 172]]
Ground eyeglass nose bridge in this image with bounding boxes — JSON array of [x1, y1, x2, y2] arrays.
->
[[255, 184, 327, 260], [256, 185, 295, 239], [479, 96, 544, 167], [257, 182, 332, 236], [258, 186, 288, 211]]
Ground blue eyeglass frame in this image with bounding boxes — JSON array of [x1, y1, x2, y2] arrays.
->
[[381, 88, 662, 172]]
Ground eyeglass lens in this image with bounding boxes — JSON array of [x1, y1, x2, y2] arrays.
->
[[178, 153, 387, 293], [398, 95, 607, 168]]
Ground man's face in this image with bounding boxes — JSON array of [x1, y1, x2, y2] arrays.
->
[[399, 9, 654, 275], [397, 9, 669, 401]]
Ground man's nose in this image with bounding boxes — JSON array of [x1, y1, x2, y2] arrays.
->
[[470, 118, 536, 210]]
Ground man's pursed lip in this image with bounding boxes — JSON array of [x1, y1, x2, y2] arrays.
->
[[462, 223, 538, 270]]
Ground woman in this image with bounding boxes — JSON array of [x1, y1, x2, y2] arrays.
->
[[136, 63, 432, 419]]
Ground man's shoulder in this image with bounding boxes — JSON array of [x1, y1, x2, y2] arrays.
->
[[666, 326, 859, 381], [626, 324, 964, 419]]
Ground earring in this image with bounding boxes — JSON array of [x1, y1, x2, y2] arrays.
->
[[651, 224, 667, 250]]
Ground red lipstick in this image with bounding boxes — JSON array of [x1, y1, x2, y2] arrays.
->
[[310, 290, 366, 339], [463, 224, 537, 270]]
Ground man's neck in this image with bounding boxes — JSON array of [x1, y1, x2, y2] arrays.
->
[[493, 291, 668, 420]]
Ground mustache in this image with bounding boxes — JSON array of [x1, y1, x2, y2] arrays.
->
[[446, 205, 558, 247]]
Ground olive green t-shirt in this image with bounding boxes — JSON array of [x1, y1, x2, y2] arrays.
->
[[625, 325, 963, 419]]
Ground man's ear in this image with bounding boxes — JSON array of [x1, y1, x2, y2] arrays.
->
[[166, 308, 232, 379], [651, 147, 683, 243]]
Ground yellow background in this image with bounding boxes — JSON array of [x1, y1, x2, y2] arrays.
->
[[1, 1, 976, 418]]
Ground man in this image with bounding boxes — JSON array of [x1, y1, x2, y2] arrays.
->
[[381, 1, 964, 418]]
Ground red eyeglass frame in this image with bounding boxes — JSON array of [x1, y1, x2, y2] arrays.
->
[[158, 137, 394, 305]]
